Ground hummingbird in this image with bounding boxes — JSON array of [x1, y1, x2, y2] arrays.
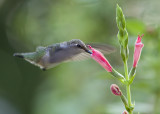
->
[[13, 39, 115, 70]]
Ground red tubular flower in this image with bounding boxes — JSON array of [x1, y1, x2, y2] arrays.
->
[[133, 34, 144, 68], [88, 45, 112, 72], [110, 84, 122, 96]]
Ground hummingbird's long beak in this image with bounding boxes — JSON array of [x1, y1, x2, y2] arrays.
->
[[86, 50, 92, 54]]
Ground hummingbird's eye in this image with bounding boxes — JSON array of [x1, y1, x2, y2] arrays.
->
[[77, 44, 82, 48]]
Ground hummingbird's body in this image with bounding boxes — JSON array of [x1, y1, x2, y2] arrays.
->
[[14, 39, 114, 70]]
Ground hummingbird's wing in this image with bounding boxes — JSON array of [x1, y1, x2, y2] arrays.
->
[[70, 44, 116, 61], [87, 43, 116, 54]]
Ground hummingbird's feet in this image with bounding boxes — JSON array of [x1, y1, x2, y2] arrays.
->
[[42, 68, 46, 71]]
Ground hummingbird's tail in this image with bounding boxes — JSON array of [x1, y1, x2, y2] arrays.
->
[[13, 53, 25, 58], [13, 51, 46, 70], [13, 52, 38, 61]]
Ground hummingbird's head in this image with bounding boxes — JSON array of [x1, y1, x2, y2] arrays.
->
[[70, 39, 92, 54]]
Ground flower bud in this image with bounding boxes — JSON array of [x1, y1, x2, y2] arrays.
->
[[116, 4, 126, 30], [116, 4, 129, 61], [133, 34, 144, 68], [110, 84, 128, 109], [122, 110, 128, 114], [110, 84, 122, 96], [88, 45, 112, 72]]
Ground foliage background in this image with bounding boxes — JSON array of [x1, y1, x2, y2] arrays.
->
[[0, 0, 160, 114]]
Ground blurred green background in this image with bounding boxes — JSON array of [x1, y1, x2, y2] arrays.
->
[[0, 0, 160, 114]]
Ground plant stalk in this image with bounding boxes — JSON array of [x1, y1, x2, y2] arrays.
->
[[124, 60, 133, 114]]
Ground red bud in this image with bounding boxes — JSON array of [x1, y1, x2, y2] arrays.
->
[[110, 84, 122, 96]]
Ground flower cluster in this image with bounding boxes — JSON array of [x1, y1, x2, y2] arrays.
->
[[88, 5, 144, 114], [88, 34, 144, 114], [88, 34, 144, 82]]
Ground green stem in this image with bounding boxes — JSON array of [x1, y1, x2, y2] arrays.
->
[[124, 60, 133, 114]]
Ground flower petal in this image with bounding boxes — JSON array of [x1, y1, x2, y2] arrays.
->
[[133, 35, 144, 68], [88, 45, 112, 72]]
